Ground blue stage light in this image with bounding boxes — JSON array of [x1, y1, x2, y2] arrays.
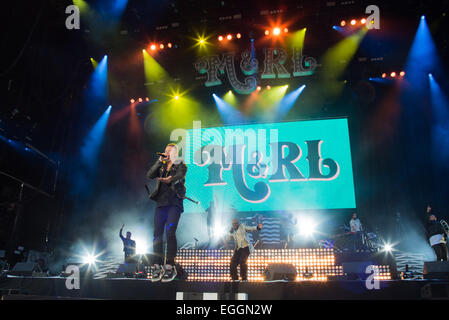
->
[[80, 105, 111, 167], [86, 55, 108, 109], [275, 85, 306, 120], [212, 94, 246, 125], [404, 15, 441, 94], [429, 75, 449, 164]]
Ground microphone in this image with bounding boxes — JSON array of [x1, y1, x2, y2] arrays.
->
[[157, 152, 168, 164]]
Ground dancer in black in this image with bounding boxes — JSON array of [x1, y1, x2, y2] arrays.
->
[[426, 205, 448, 261]]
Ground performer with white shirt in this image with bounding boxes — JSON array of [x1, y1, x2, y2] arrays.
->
[[426, 205, 448, 261], [350, 213, 363, 252], [225, 218, 263, 281]]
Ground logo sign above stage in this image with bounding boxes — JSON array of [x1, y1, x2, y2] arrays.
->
[[182, 118, 355, 213], [194, 48, 317, 94]]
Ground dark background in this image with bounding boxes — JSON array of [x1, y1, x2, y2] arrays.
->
[[0, 0, 448, 259]]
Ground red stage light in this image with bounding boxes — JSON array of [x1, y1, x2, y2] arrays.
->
[[283, 27, 288, 33], [159, 44, 164, 49], [167, 43, 172, 48], [381, 73, 387, 78], [390, 72, 397, 78], [226, 34, 232, 40], [350, 19, 357, 25], [236, 33, 242, 39], [273, 27, 281, 35], [361, 18, 367, 24], [218, 35, 224, 41], [399, 71, 405, 77], [340, 20, 346, 27], [130, 99, 135, 103], [150, 44, 156, 51]]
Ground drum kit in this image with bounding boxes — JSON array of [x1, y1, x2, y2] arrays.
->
[[319, 225, 383, 252]]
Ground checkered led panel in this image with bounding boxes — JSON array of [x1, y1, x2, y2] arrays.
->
[[175, 249, 392, 282]]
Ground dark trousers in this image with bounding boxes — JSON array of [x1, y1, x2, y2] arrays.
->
[[230, 246, 251, 280], [353, 231, 363, 251], [432, 243, 448, 261], [153, 205, 181, 265], [124, 252, 136, 263]]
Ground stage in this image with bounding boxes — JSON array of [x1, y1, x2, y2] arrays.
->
[[1, 276, 448, 300]]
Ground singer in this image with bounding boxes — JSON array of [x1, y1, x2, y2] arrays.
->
[[146, 143, 187, 282]]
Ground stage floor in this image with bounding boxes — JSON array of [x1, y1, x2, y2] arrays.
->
[[1, 276, 448, 300]]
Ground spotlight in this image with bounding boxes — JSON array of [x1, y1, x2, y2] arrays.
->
[[150, 44, 156, 51], [265, 30, 270, 36], [226, 34, 233, 40], [350, 19, 357, 25], [428, 73, 433, 78], [138, 98, 143, 102], [236, 33, 242, 39], [212, 225, 227, 239], [340, 20, 346, 27], [159, 44, 164, 49], [361, 18, 367, 24], [256, 86, 261, 91], [174, 95, 179, 100], [399, 71, 405, 77], [130, 99, 135, 103], [383, 243, 393, 252], [136, 239, 148, 255], [298, 217, 316, 237], [266, 85, 271, 90], [145, 97, 150, 102], [82, 254, 97, 265], [218, 35, 224, 41], [421, 15, 425, 20], [283, 27, 288, 33], [381, 73, 387, 78], [167, 43, 173, 48], [390, 72, 397, 78], [273, 27, 281, 35]]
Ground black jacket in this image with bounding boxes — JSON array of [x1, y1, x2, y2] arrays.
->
[[146, 160, 187, 202], [426, 218, 445, 240]]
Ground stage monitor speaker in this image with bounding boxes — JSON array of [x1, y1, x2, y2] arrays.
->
[[9, 262, 42, 276], [342, 261, 374, 280], [263, 263, 296, 281], [423, 261, 449, 280], [118, 263, 138, 275]]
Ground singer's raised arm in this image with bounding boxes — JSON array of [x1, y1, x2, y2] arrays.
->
[[146, 160, 163, 179]]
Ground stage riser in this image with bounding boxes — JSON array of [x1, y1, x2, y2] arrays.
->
[[0, 277, 444, 300], [175, 249, 391, 281]]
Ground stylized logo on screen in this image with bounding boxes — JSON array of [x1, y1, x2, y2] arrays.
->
[[194, 141, 340, 203]]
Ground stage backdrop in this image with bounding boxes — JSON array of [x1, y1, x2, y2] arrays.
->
[[182, 118, 355, 213]]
